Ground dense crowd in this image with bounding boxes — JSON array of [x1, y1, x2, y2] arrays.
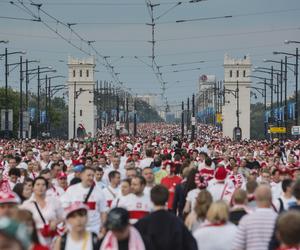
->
[[0, 123, 300, 250]]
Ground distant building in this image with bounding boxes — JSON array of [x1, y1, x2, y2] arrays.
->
[[223, 54, 252, 139], [67, 57, 97, 139]]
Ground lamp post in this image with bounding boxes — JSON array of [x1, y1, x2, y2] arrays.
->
[[273, 48, 299, 125], [0, 48, 26, 138], [191, 94, 195, 141], [181, 101, 184, 138]]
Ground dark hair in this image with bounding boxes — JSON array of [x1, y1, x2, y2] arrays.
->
[[277, 211, 300, 246], [95, 166, 103, 172], [145, 148, 153, 158], [24, 177, 34, 185], [292, 179, 300, 200], [51, 162, 60, 170], [272, 169, 280, 176], [70, 177, 82, 186], [108, 171, 121, 182], [33, 176, 48, 188], [184, 168, 198, 196], [282, 179, 293, 193], [81, 166, 95, 173], [133, 176, 146, 186], [8, 168, 21, 177], [12, 183, 26, 203], [205, 158, 212, 167], [122, 178, 131, 185], [151, 185, 169, 206], [39, 169, 51, 176]]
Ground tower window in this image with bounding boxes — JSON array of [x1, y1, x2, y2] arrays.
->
[[80, 110, 83, 116], [243, 70, 246, 77], [73, 70, 76, 77], [229, 70, 232, 77], [80, 70, 82, 77], [86, 70, 89, 77], [236, 70, 239, 78]]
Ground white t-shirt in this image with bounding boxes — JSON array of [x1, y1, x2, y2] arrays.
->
[[271, 181, 282, 200], [273, 195, 297, 212], [64, 232, 93, 250], [186, 188, 200, 211], [117, 193, 152, 224], [207, 181, 234, 203], [103, 185, 120, 209], [139, 158, 153, 169], [61, 183, 107, 233], [193, 222, 237, 250], [46, 186, 65, 199]]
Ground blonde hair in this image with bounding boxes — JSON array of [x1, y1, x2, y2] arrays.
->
[[206, 201, 229, 224], [194, 190, 213, 220]]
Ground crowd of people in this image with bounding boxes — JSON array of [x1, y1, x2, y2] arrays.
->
[[0, 123, 300, 250]]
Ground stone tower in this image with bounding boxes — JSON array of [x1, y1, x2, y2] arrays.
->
[[223, 54, 252, 139], [67, 57, 96, 139]]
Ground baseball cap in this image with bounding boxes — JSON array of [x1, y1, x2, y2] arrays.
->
[[0, 192, 21, 205], [57, 172, 68, 179], [105, 207, 129, 231], [64, 202, 88, 219], [73, 164, 84, 173]]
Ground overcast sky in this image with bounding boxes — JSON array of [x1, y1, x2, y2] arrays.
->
[[0, 0, 300, 111]]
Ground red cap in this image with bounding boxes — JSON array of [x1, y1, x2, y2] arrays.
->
[[214, 166, 227, 181], [0, 191, 20, 204], [57, 172, 68, 179]]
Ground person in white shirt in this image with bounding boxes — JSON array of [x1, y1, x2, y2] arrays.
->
[[40, 151, 52, 170], [273, 178, 296, 212], [103, 156, 126, 183], [103, 171, 121, 209], [207, 166, 234, 203], [111, 178, 132, 207], [142, 167, 155, 196], [193, 201, 237, 250], [270, 169, 282, 200], [139, 148, 154, 169], [117, 176, 152, 223], [40, 169, 65, 198], [61, 167, 107, 234], [95, 167, 106, 189], [8, 168, 21, 190]]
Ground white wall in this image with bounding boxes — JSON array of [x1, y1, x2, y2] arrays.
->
[[223, 54, 252, 139]]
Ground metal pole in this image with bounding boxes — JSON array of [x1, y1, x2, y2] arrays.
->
[[125, 93, 129, 132], [45, 74, 48, 135], [36, 66, 40, 138], [19, 56, 23, 139], [25, 59, 29, 138], [280, 60, 283, 127], [187, 97, 190, 130], [191, 94, 195, 141], [116, 95, 120, 138], [4, 48, 9, 138], [236, 80, 240, 128], [264, 79, 267, 138], [276, 73, 280, 127], [48, 78, 51, 134], [73, 82, 76, 139], [270, 67, 274, 125], [134, 97, 137, 136], [181, 101, 184, 138], [295, 47, 299, 126], [284, 56, 288, 131]]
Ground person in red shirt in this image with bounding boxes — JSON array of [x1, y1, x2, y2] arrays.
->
[[160, 161, 182, 211]]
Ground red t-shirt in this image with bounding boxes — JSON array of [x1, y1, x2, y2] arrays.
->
[[161, 175, 182, 209]]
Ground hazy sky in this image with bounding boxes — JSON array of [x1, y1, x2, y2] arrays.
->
[[0, 0, 300, 112]]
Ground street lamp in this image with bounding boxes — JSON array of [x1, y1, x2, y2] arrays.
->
[[284, 40, 300, 44], [0, 48, 26, 138], [273, 48, 299, 126]]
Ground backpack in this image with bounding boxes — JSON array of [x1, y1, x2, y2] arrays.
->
[[278, 198, 285, 213], [60, 232, 101, 250]]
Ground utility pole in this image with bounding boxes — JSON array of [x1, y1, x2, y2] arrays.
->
[[187, 97, 190, 130], [134, 97, 137, 136], [125, 93, 129, 132], [4, 49, 9, 138], [191, 94, 195, 141], [19, 56, 23, 139], [295, 47, 299, 126], [73, 82, 76, 139], [236, 80, 240, 128], [116, 94, 120, 138], [181, 101, 184, 138], [36, 66, 40, 138], [284, 56, 288, 131]]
